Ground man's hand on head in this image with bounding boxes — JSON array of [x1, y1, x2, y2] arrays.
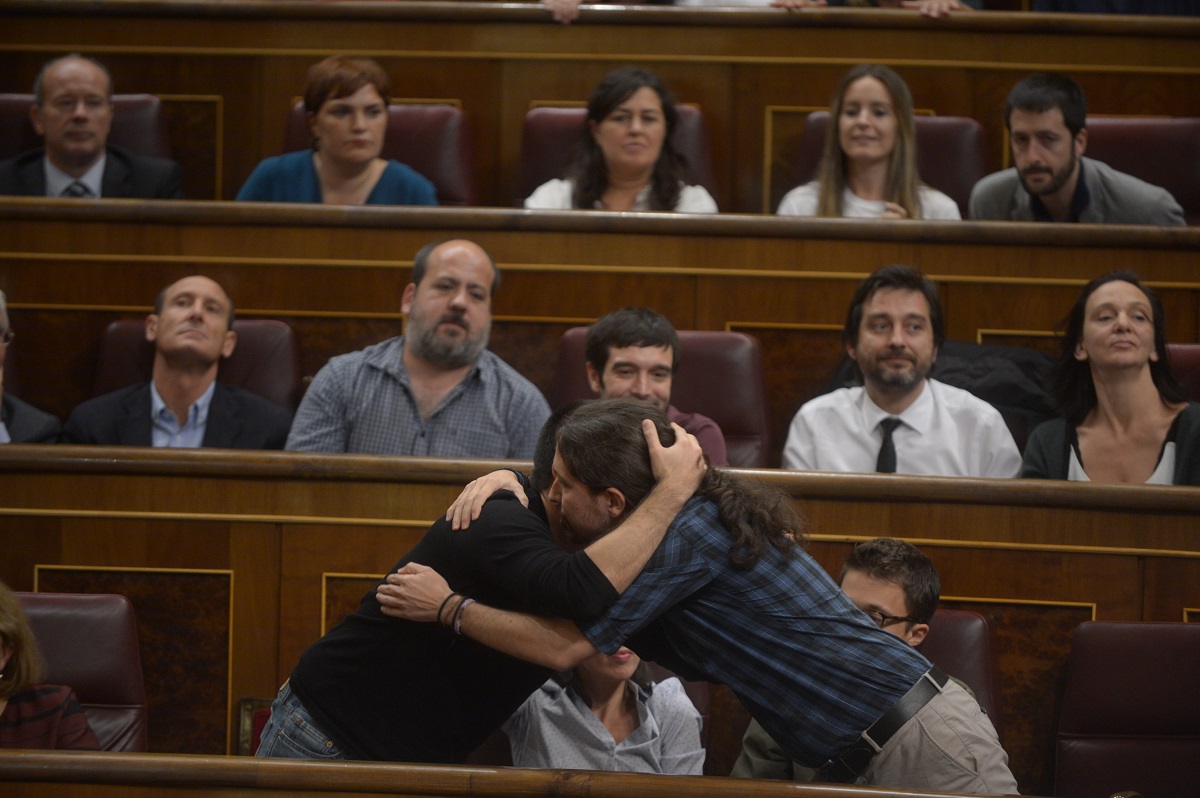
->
[[377, 563, 454, 623], [647, 420, 707, 500], [445, 469, 526, 531]]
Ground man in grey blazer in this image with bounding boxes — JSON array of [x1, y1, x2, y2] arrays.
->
[[0, 289, 61, 444], [969, 73, 1184, 226], [0, 54, 182, 199], [63, 276, 291, 449]]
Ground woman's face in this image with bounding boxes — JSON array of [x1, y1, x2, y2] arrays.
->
[[589, 86, 666, 178], [577, 646, 640, 685], [1075, 280, 1159, 371], [309, 83, 387, 166], [837, 76, 898, 168]]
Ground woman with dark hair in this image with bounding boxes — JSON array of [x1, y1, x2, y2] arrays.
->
[[525, 67, 717, 213], [0, 580, 100, 750], [504, 647, 704, 774], [777, 64, 959, 220], [237, 56, 437, 206], [1023, 271, 1200, 484]]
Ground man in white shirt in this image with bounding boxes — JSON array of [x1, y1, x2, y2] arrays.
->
[[781, 264, 1020, 477]]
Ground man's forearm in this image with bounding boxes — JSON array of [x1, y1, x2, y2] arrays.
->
[[582, 476, 693, 593], [459, 601, 597, 671]]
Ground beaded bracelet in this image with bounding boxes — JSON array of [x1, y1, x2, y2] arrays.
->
[[453, 598, 476, 636], [437, 592, 461, 627]]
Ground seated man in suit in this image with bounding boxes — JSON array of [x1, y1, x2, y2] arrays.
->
[[0, 289, 61, 443], [731, 537, 977, 781], [63, 276, 291, 449], [583, 307, 728, 465], [969, 72, 1184, 225], [0, 54, 182, 199]]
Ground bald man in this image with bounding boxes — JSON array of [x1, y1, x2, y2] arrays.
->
[[286, 239, 549, 458], [63, 276, 291, 448]]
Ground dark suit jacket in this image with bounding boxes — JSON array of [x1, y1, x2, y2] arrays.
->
[[0, 145, 183, 199], [1, 393, 62, 443], [63, 382, 292, 450]]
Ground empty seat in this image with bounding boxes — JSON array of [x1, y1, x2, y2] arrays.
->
[[17, 592, 148, 752], [1166, 342, 1200, 402], [1055, 621, 1200, 798], [92, 318, 303, 412], [0, 93, 171, 160], [787, 112, 987, 218], [516, 105, 717, 205], [1085, 117, 1200, 225], [283, 101, 477, 206], [552, 327, 770, 468]]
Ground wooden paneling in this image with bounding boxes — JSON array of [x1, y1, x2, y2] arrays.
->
[[1, 2, 1198, 209], [1, 446, 1198, 795]]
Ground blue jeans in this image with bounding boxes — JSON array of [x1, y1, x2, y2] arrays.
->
[[255, 682, 347, 760]]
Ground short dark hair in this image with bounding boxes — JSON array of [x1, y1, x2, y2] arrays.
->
[[410, 240, 501, 295], [153, 277, 236, 330], [1051, 270, 1186, 427], [531, 402, 583, 494], [303, 55, 390, 117], [842, 264, 944, 350], [839, 537, 940, 624], [1004, 73, 1087, 139], [567, 66, 686, 212], [584, 307, 681, 376], [33, 54, 113, 106]]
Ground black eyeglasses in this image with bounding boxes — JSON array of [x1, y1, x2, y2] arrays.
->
[[0, 328, 13, 346], [865, 609, 920, 629]]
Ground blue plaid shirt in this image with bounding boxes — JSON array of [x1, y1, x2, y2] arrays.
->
[[583, 496, 930, 767]]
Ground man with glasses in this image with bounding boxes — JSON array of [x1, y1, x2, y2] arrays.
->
[[0, 54, 182, 199], [732, 537, 980, 781], [0, 289, 61, 443]]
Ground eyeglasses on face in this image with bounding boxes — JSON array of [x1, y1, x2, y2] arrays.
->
[[864, 609, 920, 629]]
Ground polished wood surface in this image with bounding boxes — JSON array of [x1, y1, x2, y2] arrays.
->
[[1, 446, 1198, 793], [0, 750, 1044, 797], [1, 1, 1198, 208], [3, 200, 1199, 466]]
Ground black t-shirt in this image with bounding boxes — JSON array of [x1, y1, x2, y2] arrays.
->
[[289, 490, 616, 762]]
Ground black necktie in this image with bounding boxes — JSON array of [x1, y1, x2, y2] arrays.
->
[[61, 180, 92, 198], [876, 417, 903, 474]]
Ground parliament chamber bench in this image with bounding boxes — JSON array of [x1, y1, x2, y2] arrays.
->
[[1, 0, 1199, 209], [2, 200, 1199, 466], [0, 445, 1197, 794]]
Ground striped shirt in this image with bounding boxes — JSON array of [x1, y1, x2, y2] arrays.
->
[[583, 496, 930, 767], [0, 685, 100, 750]]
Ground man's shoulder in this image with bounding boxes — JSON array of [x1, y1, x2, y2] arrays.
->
[[926, 379, 1006, 419], [667, 405, 723, 435], [1080, 157, 1185, 224], [213, 383, 292, 421], [968, 168, 1022, 219], [73, 383, 149, 414], [0, 149, 44, 194], [798, 385, 863, 416], [476, 350, 544, 394], [324, 337, 403, 373], [2, 394, 62, 443]]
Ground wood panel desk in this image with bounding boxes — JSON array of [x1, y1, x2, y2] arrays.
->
[[1, 445, 1197, 794], [1, 1, 1198, 208], [3, 200, 1199, 466]]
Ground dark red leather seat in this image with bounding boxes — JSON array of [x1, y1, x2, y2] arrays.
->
[[788, 111, 988, 218], [17, 592, 148, 752], [0, 93, 171, 159], [283, 101, 477, 206], [1085, 117, 1200, 225], [552, 327, 770, 468], [92, 318, 302, 412], [516, 105, 717, 205], [1166, 343, 1200, 402]]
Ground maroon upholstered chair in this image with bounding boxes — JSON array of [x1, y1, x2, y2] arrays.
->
[[916, 609, 1002, 738], [1054, 621, 1200, 798], [0, 93, 172, 160], [552, 327, 770, 468], [283, 101, 477, 206], [516, 105, 717, 205], [91, 318, 303, 412], [17, 592, 148, 752], [1166, 343, 1200, 402], [787, 112, 987, 218], [1085, 117, 1200, 225]]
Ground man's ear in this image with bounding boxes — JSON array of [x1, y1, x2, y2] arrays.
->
[[400, 282, 416, 316], [1075, 126, 1088, 158], [845, 340, 858, 363], [221, 328, 237, 360], [904, 622, 929, 648], [586, 362, 603, 396], [29, 104, 45, 137], [145, 314, 159, 343], [601, 486, 627, 520]]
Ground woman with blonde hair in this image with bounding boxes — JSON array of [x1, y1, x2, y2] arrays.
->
[[777, 64, 959, 220], [0, 581, 99, 749]]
